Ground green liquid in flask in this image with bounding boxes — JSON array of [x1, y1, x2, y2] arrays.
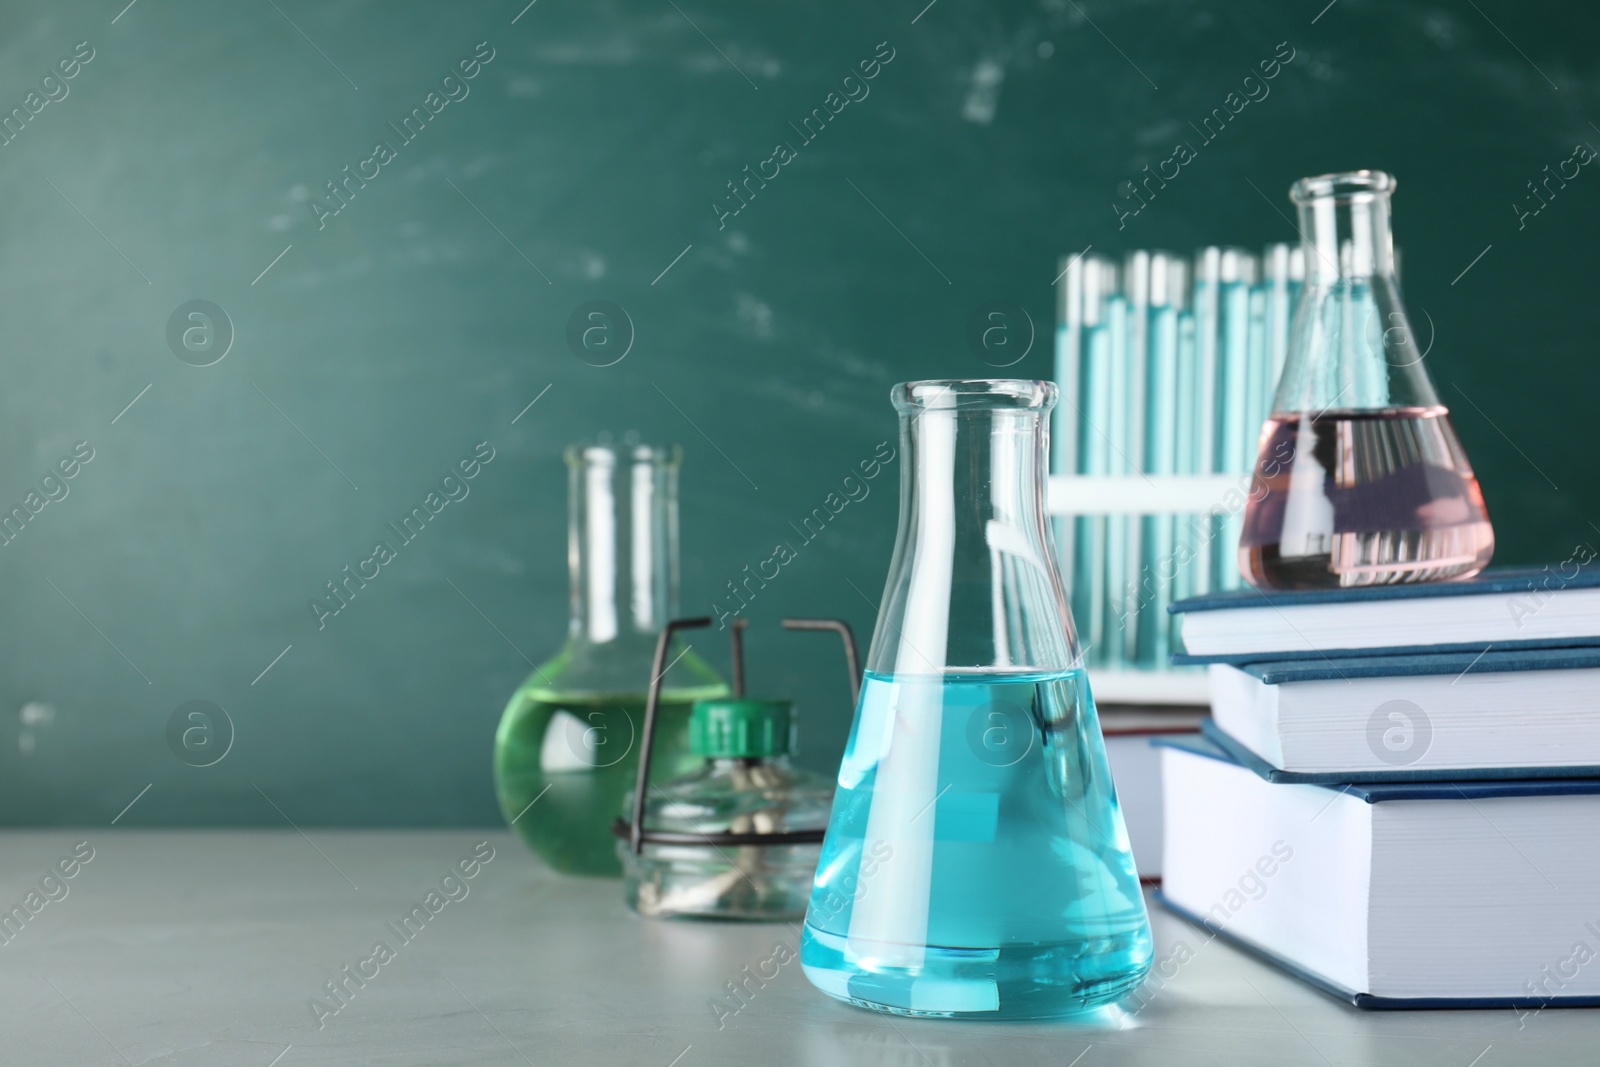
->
[[800, 669, 1152, 1018], [495, 670, 724, 876]]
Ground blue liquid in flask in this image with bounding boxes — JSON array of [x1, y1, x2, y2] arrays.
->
[[800, 669, 1152, 1018]]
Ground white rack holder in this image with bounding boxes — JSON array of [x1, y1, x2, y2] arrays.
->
[[1047, 474, 1239, 707]]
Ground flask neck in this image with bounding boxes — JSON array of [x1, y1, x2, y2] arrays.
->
[[566, 444, 680, 644], [869, 380, 1078, 676], [1274, 171, 1439, 414], [1296, 186, 1396, 287]]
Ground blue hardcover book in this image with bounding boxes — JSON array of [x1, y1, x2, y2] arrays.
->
[[1204, 646, 1600, 781], [1168, 563, 1600, 664], [1155, 735, 1600, 1009]]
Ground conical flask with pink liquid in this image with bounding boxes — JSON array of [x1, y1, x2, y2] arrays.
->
[[1239, 171, 1495, 589]]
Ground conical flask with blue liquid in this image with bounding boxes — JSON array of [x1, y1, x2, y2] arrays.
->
[[800, 379, 1152, 1019]]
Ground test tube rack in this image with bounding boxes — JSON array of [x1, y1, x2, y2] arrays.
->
[[1050, 244, 1307, 705]]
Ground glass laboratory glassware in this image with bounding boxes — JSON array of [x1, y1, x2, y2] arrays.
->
[[620, 697, 834, 920], [494, 444, 728, 876], [1239, 171, 1494, 588], [799, 379, 1152, 1019]]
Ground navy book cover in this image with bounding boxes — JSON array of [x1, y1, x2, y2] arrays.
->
[[1169, 564, 1600, 615]]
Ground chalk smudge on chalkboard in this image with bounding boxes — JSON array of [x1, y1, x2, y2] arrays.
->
[[963, 57, 1004, 125], [711, 41, 897, 230], [1113, 41, 1296, 230], [306, 42, 497, 231]]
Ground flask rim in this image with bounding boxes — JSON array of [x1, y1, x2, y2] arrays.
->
[[892, 379, 1057, 413], [564, 442, 682, 467], [1290, 169, 1395, 205]]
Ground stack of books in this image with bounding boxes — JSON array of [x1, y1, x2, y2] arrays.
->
[[1155, 565, 1600, 1008]]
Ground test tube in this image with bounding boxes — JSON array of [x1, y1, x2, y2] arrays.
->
[[1245, 282, 1269, 460], [1192, 248, 1221, 486], [1187, 249, 1222, 598], [1261, 242, 1303, 402], [1216, 249, 1258, 474], [1100, 287, 1131, 667], [1054, 252, 1081, 598], [1054, 254, 1084, 481], [1106, 252, 1151, 664], [1068, 255, 1118, 663], [1170, 287, 1201, 628], [1135, 252, 1184, 666], [1215, 249, 1257, 590]]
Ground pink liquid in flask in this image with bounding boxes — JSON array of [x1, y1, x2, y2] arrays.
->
[[1238, 405, 1494, 589]]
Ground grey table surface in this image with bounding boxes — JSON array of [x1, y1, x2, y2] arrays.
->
[[0, 829, 1588, 1066]]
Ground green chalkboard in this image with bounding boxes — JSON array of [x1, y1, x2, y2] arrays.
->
[[0, 0, 1592, 825]]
